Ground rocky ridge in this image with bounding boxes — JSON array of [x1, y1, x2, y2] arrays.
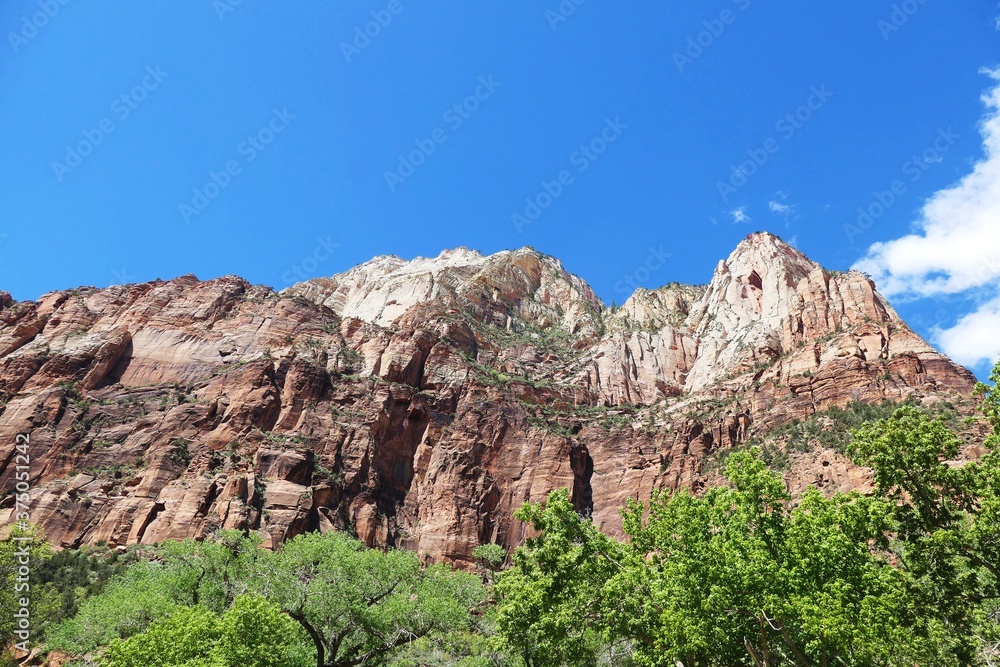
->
[[0, 233, 978, 563]]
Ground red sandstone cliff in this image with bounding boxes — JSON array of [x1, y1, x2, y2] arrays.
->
[[0, 233, 977, 563]]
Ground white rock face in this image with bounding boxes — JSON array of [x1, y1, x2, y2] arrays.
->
[[284, 247, 603, 334], [607, 284, 706, 333], [681, 233, 938, 392], [578, 327, 697, 405], [287, 233, 964, 405]]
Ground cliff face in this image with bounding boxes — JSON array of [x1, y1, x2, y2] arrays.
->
[[0, 233, 977, 563]]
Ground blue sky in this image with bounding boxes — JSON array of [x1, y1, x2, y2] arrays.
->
[[1, 1, 998, 376]]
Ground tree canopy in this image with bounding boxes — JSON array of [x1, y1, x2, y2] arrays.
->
[[493, 362, 1000, 666], [46, 531, 485, 667], [20, 360, 1000, 667]]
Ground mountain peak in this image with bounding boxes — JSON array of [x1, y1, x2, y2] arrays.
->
[[724, 232, 815, 278], [277, 237, 958, 388], [282, 244, 602, 333], [0, 238, 976, 562], [277, 236, 973, 398]]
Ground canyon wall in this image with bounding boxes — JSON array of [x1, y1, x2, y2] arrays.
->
[[0, 233, 977, 563]]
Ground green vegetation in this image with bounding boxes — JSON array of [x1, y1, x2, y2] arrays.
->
[[496, 455, 924, 666], [100, 597, 311, 667], [210, 361, 250, 378], [458, 311, 583, 369], [0, 532, 135, 664], [489, 364, 1000, 666], [168, 438, 191, 467], [472, 544, 507, 573], [34, 532, 485, 667], [461, 350, 551, 391], [751, 398, 921, 454], [82, 464, 141, 479], [262, 431, 308, 447], [7, 363, 1000, 666], [526, 414, 574, 437], [704, 396, 973, 473], [313, 463, 343, 486], [522, 402, 638, 435]]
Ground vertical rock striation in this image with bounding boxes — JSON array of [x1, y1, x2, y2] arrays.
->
[[0, 234, 977, 563]]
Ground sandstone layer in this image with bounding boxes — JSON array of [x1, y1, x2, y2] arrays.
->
[[0, 233, 977, 563]]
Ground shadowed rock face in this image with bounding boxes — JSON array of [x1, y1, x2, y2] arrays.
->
[[0, 234, 977, 563]]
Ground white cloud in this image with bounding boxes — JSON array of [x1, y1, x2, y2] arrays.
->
[[769, 201, 792, 216], [935, 296, 1000, 367], [730, 206, 751, 224], [768, 200, 799, 223], [853, 69, 1000, 368], [769, 192, 798, 223]]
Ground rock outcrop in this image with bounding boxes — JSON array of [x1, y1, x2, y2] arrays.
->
[[0, 233, 978, 563]]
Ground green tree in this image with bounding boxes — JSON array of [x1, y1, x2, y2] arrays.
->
[[977, 362, 1000, 446], [0, 526, 61, 650], [472, 544, 507, 573], [101, 605, 224, 667], [99, 595, 310, 667], [496, 451, 936, 667], [213, 595, 313, 667], [849, 394, 1000, 664], [387, 626, 510, 667], [49, 531, 484, 667], [47, 532, 271, 654], [493, 489, 629, 666], [263, 531, 485, 667], [34, 544, 133, 623], [617, 450, 921, 667]]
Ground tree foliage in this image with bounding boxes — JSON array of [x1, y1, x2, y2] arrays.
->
[[35, 361, 1000, 667], [495, 451, 929, 666], [493, 489, 626, 666], [47, 531, 485, 667], [100, 596, 310, 667], [0, 526, 58, 651], [849, 402, 1000, 663], [472, 544, 507, 573], [261, 531, 485, 667], [493, 362, 1000, 666]]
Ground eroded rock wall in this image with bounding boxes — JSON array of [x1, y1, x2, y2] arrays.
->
[[0, 234, 977, 563]]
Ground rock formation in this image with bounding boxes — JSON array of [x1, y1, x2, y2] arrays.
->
[[0, 233, 978, 563]]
